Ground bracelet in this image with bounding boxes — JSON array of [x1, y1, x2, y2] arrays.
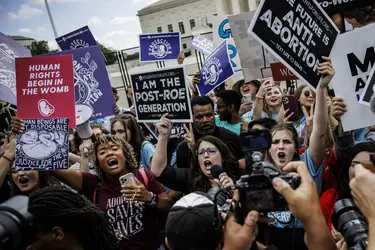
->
[[1, 153, 14, 162], [147, 192, 158, 207], [256, 95, 264, 99]]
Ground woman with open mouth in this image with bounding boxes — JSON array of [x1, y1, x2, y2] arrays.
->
[[150, 114, 240, 194], [52, 135, 172, 250], [0, 135, 56, 199], [260, 57, 335, 250]]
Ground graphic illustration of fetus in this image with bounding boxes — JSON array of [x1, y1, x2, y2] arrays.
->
[[38, 99, 55, 117], [19, 130, 66, 160]]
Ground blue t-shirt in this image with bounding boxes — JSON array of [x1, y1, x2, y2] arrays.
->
[[215, 115, 241, 135], [267, 149, 324, 228], [139, 141, 155, 171]]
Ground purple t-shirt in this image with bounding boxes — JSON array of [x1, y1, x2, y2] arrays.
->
[[80, 169, 165, 250]]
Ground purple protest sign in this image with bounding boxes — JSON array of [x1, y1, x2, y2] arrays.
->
[[56, 26, 97, 51], [190, 35, 214, 56], [48, 45, 115, 120], [0, 33, 31, 105], [139, 32, 181, 62], [198, 40, 234, 96]]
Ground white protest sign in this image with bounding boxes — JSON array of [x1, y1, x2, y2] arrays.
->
[[228, 11, 277, 81], [330, 24, 375, 131], [213, 15, 244, 82]]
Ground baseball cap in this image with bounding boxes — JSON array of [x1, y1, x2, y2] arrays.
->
[[165, 192, 223, 250]]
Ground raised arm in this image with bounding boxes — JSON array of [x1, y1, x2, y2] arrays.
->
[[53, 169, 83, 190], [309, 57, 334, 168], [150, 114, 172, 177], [253, 84, 267, 120], [0, 136, 15, 187]]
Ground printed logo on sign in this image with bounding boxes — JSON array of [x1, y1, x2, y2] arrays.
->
[[148, 39, 172, 59], [73, 52, 103, 106], [38, 99, 55, 117], [70, 39, 90, 49], [202, 57, 223, 86]]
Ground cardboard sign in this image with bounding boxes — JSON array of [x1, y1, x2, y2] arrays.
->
[[15, 118, 69, 171], [271, 62, 298, 81], [0, 33, 32, 105], [15, 55, 76, 128], [330, 24, 375, 131], [49, 46, 115, 121], [198, 40, 235, 96], [140, 123, 158, 145], [139, 32, 181, 62], [361, 64, 375, 106], [190, 35, 214, 56], [56, 26, 97, 51], [316, 0, 373, 15], [249, 0, 340, 92], [131, 66, 193, 123], [228, 11, 277, 81]]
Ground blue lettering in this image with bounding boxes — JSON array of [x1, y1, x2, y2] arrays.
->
[[228, 44, 237, 67], [218, 19, 231, 39]]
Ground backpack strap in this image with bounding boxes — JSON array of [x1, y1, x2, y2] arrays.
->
[[139, 169, 149, 189]]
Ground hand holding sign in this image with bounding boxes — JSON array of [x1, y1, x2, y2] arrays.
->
[[317, 57, 335, 89], [331, 97, 347, 122]]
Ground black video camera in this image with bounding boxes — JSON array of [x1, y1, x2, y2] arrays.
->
[[331, 199, 368, 250], [236, 129, 300, 222], [236, 151, 300, 215], [0, 196, 34, 250]]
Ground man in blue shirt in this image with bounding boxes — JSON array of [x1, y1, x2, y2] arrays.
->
[[215, 90, 243, 135]]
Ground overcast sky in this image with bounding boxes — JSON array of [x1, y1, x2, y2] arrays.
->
[[0, 0, 159, 50]]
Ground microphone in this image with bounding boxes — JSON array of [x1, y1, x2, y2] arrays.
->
[[370, 92, 375, 115], [210, 165, 224, 179]]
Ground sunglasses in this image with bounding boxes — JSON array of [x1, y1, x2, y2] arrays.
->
[[196, 147, 218, 157], [304, 90, 313, 97]]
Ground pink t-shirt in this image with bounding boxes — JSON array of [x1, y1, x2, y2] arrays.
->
[[79, 169, 165, 250]]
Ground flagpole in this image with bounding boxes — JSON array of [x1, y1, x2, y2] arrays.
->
[[44, 0, 58, 38]]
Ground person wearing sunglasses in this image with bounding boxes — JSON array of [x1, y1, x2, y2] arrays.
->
[[150, 115, 240, 194], [293, 85, 315, 145]]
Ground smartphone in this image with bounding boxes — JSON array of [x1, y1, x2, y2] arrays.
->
[[119, 173, 137, 186], [242, 94, 252, 103], [282, 96, 299, 122]]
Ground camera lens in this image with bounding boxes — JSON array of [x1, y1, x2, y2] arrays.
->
[[331, 199, 368, 250], [0, 196, 34, 250]]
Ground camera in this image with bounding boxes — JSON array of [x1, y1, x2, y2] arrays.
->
[[0, 195, 34, 250], [331, 199, 368, 250], [240, 129, 272, 171], [236, 151, 300, 215]]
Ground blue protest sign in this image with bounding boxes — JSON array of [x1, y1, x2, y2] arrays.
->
[[139, 32, 181, 62], [190, 35, 214, 56], [56, 26, 97, 51], [15, 118, 69, 171], [198, 40, 235, 96], [0, 33, 31, 105], [49, 45, 115, 120]]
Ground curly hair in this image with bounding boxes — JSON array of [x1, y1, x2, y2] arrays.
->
[[92, 134, 138, 180]]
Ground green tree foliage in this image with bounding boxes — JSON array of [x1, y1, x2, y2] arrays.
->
[[30, 40, 50, 56], [98, 42, 117, 65]]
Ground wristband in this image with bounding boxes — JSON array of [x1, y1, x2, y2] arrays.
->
[[147, 192, 158, 207], [1, 153, 13, 162], [256, 95, 264, 99]]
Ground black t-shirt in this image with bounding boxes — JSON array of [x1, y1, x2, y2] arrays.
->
[[175, 126, 244, 169]]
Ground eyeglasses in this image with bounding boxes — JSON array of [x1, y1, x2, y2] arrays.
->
[[196, 147, 218, 157], [304, 90, 313, 97]]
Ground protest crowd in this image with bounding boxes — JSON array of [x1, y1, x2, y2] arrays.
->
[[2, 1, 375, 250]]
